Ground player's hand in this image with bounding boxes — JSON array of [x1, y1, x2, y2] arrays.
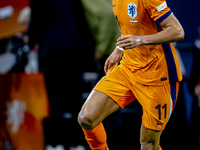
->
[[104, 47, 123, 74], [116, 35, 142, 49]]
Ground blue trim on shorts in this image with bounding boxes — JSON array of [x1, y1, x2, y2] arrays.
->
[[168, 97, 173, 121], [170, 83, 177, 109], [168, 83, 177, 121]]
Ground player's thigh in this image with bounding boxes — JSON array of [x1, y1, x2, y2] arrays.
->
[[78, 90, 120, 129], [140, 124, 162, 150]]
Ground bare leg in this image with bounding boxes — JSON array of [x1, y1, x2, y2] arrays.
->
[[140, 124, 162, 150], [78, 90, 120, 130], [78, 90, 120, 150]]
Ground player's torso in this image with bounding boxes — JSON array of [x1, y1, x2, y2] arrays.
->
[[112, 0, 182, 85], [112, 0, 158, 36], [112, 0, 161, 70]]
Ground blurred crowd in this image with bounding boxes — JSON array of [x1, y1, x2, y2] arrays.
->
[[0, 0, 200, 150]]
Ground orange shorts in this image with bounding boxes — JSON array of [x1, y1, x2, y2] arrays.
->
[[93, 64, 179, 130]]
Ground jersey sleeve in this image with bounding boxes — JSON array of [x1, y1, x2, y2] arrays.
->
[[143, 0, 172, 24]]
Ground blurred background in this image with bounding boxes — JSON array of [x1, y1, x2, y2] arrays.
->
[[0, 0, 200, 150]]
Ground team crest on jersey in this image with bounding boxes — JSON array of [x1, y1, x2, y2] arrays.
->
[[128, 3, 137, 19]]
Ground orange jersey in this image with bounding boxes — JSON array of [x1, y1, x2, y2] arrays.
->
[[112, 0, 182, 85]]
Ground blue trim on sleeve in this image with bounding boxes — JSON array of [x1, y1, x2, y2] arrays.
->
[[155, 10, 173, 24]]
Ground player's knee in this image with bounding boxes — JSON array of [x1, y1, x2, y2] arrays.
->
[[140, 135, 156, 150], [140, 140, 160, 150], [77, 111, 95, 130], [140, 142, 153, 150]]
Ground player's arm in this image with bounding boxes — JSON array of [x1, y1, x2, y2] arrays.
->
[[116, 14, 184, 49], [141, 14, 184, 45]]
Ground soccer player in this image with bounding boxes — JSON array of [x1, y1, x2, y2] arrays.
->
[[78, 0, 184, 149]]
